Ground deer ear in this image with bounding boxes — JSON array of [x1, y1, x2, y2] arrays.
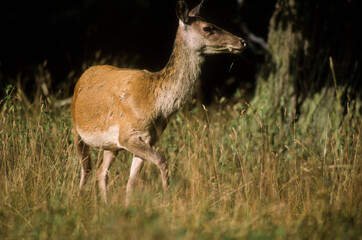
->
[[176, 0, 190, 24], [189, 0, 204, 17]]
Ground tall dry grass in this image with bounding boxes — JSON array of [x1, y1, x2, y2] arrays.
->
[[0, 85, 361, 239]]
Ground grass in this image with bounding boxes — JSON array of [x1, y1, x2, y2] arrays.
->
[[0, 86, 361, 239]]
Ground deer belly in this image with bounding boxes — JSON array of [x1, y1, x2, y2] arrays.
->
[[77, 125, 123, 150]]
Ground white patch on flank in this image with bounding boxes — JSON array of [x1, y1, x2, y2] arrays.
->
[[77, 125, 123, 149]]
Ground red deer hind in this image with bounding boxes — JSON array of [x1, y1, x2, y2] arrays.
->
[[70, 0, 246, 205]]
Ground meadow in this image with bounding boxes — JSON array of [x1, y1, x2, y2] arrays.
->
[[0, 85, 361, 239]]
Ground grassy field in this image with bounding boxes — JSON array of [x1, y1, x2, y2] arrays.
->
[[0, 87, 361, 239]]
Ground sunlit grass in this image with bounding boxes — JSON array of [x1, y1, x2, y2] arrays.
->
[[1, 88, 361, 239]]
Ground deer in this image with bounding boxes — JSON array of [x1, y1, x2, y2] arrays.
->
[[70, 0, 246, 206]]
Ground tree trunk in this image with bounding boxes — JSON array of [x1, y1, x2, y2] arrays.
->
[[252, 0, 361, 133]]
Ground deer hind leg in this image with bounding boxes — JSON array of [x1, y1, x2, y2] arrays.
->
[[74, 132, 92, 188], [97, 150, 117, 203], [126, 155, 144, 206], [122, 135, 169, 195]]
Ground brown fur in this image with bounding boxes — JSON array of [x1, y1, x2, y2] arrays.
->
[[71, 0, 246, 205]]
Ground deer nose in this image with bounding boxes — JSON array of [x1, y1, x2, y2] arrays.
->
[[241, 39, 246, 48]]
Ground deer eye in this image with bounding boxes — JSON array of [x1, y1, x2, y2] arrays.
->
[[203, 26, 214, 34]]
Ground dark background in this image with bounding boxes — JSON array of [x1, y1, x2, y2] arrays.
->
[[0, 0, 276, 104]]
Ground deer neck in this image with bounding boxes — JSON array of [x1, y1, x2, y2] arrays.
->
[[154, 25, 205, 118]]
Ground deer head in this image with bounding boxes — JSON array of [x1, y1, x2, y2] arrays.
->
[[176, 0, 246, 55]]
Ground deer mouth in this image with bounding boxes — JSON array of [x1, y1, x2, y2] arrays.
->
[[228, 39, 246, 54], [228, 42, 246, 54], [229, 47, 244, 54], [202, 44, 245, 55]]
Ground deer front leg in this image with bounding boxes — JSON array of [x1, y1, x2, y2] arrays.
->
[[97, 150, 117, 203], [122, 135, 169, 199], [126, 155, 144, 206]]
